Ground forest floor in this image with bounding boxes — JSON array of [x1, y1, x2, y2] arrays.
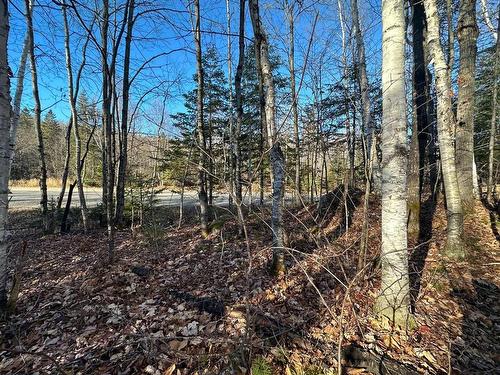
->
[[0, 190, 499, 375]]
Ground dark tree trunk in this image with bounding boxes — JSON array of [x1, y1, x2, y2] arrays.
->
[[194, 0, 210, 236], [407, 0, 429, 240], [61, 181, 76, 234], [456, 0, 478, 210], [234, 0, 245, 204], [25, 0, 49, 232], [249, 0, 285, 275], [115, 0, 136, 225]]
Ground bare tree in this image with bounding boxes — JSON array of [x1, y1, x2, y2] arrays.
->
[[233, 0, 245, 204], [0, 0, 12, 310], [284, 0, 301, 203], [115, 0, 136, 225], [407, 0, 430, 241], [249, 0, 286, 274], [376, 0, 413, 328], [424, 0, 466, 258], [456, 0, 479, 210], [226, 0, 235, 205], [25, 0, 49, 232], [194, 0, 210, 236], [9, 32, 29, 174], [101, 0, 115, 261], [351, 0, 374, 268], [61, 0, 90, 230], [487, 8, 499, 204]]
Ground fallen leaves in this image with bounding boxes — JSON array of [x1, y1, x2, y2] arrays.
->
[[1, 200, 499, 374]]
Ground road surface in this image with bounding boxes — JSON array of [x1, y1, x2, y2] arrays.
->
[[9, 188, 298, 210], [9, 187, 211, 209]]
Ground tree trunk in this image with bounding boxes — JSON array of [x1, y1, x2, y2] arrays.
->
[[194, 0, 210, 236], [456, 0, 478, 210], [376, 0, 413, 328], [101, 0, 115, 262], [0, 0, 12, 310], [351, 0, 374, 268], [25, 0, 49, 233], [9, 32, 29, 174], [446, 0, 455, 70], [61, 181, 76, 233], [115, 0, 136, 225], [407, 122, 420, 240], [56, 118, 72, 211], [249, 0, 285, 275], [407, 0, 429, 240], [226, 0, 235, 206], [286, 2, 301, 203], [61, 1, 89, 231], [255, 38, 266, 207], [487, 10, 499, 204], [424, 40, 439, 199], [234, 0, 245, 204], [424, 0, 466, 259]]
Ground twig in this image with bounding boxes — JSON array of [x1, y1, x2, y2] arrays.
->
[[0, 348, 69, 375]]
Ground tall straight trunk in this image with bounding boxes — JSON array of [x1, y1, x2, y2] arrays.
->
[[56, 118, 72, 211], [115, 0, 135, 225], [407, 0, 429, 240], [424, 39, 439, 197], [61, 1, 89, 231], [0, 0, 12, 309], [234, 0, 245, 204], [208, 116, 214, 205], [359, 133, 377, 268], [337, 0, 351, 194], [2, 35, 29, 304], [486, 9, 499, 204], [2, 28, 28, 309], [178, 143, 194, 228], [286, 1, 301, 202], [101, 0, 115, 261], [255, 40, 266, 206], [424, 0, 466, 258], [249, 0, 286, 274], [25, 0, 49, 232], [376, 0, 413, 328], [9, 32, 29, 173], [407, 123, 420, 238], [226, 0, 235, 205], [446, 0, 455, 70], [194, 0, 210, 236], [456, 0, 478, 210], [349, 109, 356, 185]]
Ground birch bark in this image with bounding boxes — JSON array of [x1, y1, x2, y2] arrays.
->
[[376, 0, 413, 328], [424, 0, 466, 258]]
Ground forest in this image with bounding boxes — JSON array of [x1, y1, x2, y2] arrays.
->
[[0, 0, 499, 373]]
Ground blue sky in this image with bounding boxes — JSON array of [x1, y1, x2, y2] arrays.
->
[[9, 0, 496, 137]]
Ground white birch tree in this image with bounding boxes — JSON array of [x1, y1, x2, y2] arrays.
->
[[0, 0, 12, 310], [424, 0, 466, 258], [375, 0, 413, 328]]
